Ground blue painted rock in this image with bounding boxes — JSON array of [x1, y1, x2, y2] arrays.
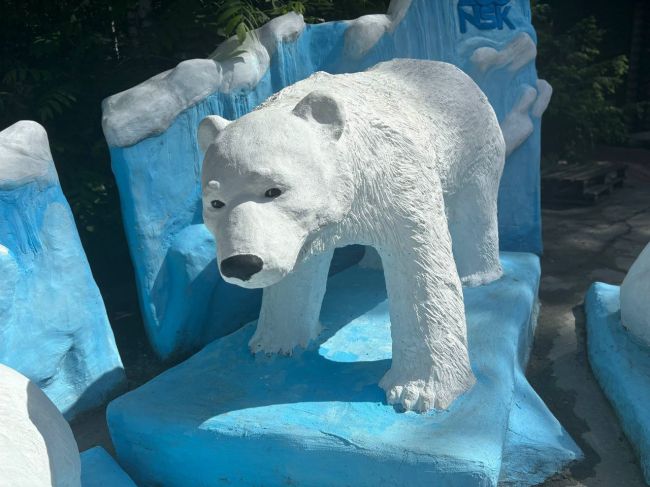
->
[[586, 283, 650, 484], [107, 253, 581, 486], [0, 121, 125, 419], [80, 447, 136, 487]]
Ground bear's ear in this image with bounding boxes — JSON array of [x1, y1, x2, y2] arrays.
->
[[292, 91, 346, 141], [198, 115, 231, 154]]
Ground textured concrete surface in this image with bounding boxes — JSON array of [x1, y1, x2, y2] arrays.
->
[[533, 163, 650, 486]]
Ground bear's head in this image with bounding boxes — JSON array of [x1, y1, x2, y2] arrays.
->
[[199, 91, 352, 289]]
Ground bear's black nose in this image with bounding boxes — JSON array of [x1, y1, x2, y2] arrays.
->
[[220, 254, 264, 281]]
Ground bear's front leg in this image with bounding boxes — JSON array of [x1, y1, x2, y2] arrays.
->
[[249, 249, 334, 355], [377, 206, 476, 412]]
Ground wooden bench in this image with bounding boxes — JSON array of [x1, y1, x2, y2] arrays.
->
[[542, 161, 627, 206]]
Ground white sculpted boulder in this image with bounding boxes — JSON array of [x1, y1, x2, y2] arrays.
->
[[0, 364, 81, 487], [620, 242, 650, 347], [199, 59, 505, 412]]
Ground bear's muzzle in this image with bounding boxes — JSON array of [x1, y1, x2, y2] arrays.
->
[[220, 254, 264, 282]]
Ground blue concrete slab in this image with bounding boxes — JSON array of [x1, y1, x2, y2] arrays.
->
[[499, 368, 582, 486], [80, 447, 136, 487], [585, 283, 650, 484], [108, 252, 579, 486], [105, 0, 546, 360]]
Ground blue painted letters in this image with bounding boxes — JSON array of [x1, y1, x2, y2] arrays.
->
[[458, 0, 515, 33]]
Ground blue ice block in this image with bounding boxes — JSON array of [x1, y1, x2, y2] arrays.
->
[[0, 121, 125, 419], [585, 283, 650, 484], [80, 447, 137, 487], [107, 253, 580, 486]]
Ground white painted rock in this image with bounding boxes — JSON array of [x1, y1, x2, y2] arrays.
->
[[343, 0, 411, 59], [620, 242, 650, 347], [0, 120, 57, 190], [200, 59, 506, 412], [0, 364, 81, 487], [102, 13, 305, 147]]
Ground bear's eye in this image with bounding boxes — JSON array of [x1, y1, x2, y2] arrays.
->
[[264, 188, 282, 198], [211, 200, 225, 209]]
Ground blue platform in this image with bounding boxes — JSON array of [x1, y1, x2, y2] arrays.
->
[[80, 447, 136, 487], [108, 253, 580, 486], [585, 283, 650, 484]]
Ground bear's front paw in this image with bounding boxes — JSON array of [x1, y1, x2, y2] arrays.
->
[[248, 323, 321, 356], [379, 366, 475, 412]]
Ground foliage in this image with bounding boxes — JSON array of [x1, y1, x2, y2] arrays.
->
[[1, 1, 127, 282], [533, 1, 629, 162], [626, 101, 650, 134], [200, 0, 389, 42]]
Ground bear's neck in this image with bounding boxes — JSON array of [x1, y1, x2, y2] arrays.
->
[[301, 123, 439, 256]]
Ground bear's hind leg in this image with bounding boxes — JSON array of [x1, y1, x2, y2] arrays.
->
[[249, 249, 334, 355], [447, 177, 502, 287]]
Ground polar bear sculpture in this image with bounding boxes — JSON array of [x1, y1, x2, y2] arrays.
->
[[620, 242, 650, 348], [199, 59, 505, 412], [0, 364, 81, 487]]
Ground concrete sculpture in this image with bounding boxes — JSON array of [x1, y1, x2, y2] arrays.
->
[[102, 0, 551, 361], [0, 121, 125, 419], [620, 242, 650, 347], [200, 59, 505, 412], [0, 364, 81, 487], [105, 2, 579, 485]]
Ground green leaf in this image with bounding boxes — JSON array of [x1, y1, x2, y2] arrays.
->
[[216, 4, 246, 26], [225, 13, 244, 36], [236, 22, 248, 43]]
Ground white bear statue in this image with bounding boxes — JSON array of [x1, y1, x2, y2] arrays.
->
[[0, 364, 81, 487], [620, 242, 650, 348], [199, 59, 505, 412]]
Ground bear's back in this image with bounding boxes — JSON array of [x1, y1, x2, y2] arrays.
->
[[261, 59, 491, 127], [258, 59, 503, 183]]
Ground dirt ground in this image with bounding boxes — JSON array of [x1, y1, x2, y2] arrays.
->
[[532, 155, 650, 486], [71, 148, 650, 486]]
